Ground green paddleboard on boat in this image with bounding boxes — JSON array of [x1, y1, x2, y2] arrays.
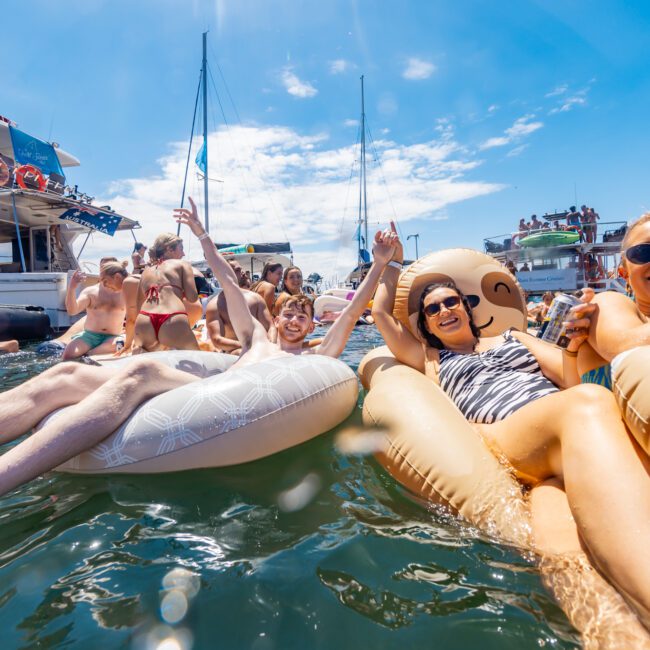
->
[[519, 231, 580, 247]]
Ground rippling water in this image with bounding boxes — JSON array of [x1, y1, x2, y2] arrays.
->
[[0, 328, 579, 649]]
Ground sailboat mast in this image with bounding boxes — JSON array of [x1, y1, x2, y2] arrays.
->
[[202, 31, 209, 233], [358, 75, 368, 267]]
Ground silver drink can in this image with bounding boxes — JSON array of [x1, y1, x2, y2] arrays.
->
[[539, 293, 581, 347]]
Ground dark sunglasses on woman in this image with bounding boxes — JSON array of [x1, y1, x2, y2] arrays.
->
[[625, 243, 650, 265], [423, 295, 462, 317]]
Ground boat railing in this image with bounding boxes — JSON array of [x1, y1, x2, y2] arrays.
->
[[483, 220, 628, 254]]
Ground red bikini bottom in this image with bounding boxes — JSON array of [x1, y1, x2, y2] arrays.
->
[[139, 311, 188, 337]]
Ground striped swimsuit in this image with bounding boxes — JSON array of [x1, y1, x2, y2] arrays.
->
[[437, 331, 558, 424]]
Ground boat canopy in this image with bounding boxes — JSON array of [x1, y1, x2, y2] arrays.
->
[[0, 120, 79, 170]]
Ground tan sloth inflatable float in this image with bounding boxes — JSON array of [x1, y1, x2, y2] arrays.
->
[[359, 248, 530, 544], [358, 248, 650, 645]]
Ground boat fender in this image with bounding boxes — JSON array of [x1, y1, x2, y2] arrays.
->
[[39, 351, 359, 474], [15, 164, 47, 192], [611, 346, 650, 454]]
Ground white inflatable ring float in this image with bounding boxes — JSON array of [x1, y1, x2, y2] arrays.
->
[[41, 351, 359, 474]]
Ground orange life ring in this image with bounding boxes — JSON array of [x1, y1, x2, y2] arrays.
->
[[15, 164, 47, 192]]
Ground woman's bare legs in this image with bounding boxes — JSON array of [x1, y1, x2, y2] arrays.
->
[[0, 363, 117, 444], [531, 480, 650, 648], [479, 384, 650, 627], [0, 359, 200, 496]]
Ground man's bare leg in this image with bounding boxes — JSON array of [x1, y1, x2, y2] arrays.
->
[[0, 359, 200, 496], [0, 363, 118, 444]]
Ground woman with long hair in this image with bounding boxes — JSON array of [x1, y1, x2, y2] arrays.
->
[[134, 225, 199, 352], [273, 265, 305, 316], [372, 230, 650, 628], [250, 262, 283, 313]]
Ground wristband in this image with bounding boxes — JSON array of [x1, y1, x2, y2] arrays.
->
[[387, 260, 403, 270], [198, 232, 210, 241], [563, 348, 578, 357]]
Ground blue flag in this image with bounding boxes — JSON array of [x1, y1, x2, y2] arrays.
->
[[195, 140, 207, 174], [9, 126, 64, 177], [59, 208, 122, 237]]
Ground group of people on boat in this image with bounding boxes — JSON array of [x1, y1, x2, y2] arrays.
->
[[0, 198, 649, 637], [515, 204, 601, 243]]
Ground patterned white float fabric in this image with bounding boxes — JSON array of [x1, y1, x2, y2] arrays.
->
[[54, 353, 358, 474]]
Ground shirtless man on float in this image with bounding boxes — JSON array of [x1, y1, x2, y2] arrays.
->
[[205, 258, 274, 353], [62, 262, 128, 360], [0, 196, 398, 497]]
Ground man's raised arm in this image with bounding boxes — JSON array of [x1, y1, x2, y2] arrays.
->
[[174, 197, 263, 348], [317, 228, 398, 358]]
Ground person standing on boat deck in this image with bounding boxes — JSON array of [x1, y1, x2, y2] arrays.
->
[[134, 233, 199, 352], [587, 206, 601, 244], [131, 243, 147, 275], [251, 262, 283, 313], [520, 262, 530, 273], [0, 195, 398, 499], [273, 266, 306, 316], [530, 214, 543, 232], [205, 258, 274, 353], [517, 218, 528, 235], [63, 262, 128, 360]]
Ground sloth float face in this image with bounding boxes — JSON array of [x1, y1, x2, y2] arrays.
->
[[394, 248, 527, 338]]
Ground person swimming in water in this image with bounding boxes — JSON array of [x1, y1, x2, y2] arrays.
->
[[372, 228, 650, 628], [251, 262, 283, 313], [273, 265, 306, 316], [63, 262, 128, 359], [0, 197, 398, 500], [134, 231, 199, 352]]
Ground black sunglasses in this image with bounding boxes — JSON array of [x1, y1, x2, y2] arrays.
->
[[423, 295, 462, 317], [625, 243, 650, 265]]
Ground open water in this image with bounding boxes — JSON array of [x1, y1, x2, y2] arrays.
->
[[0, 327, 579, 649]]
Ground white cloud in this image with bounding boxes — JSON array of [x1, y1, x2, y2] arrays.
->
[[506, 144, 528, 158], [281, 68, 318, 98], [549, 94, 587, 114], [329, 59, 351, 74], [402, 57, 436, 81], [545, 84, 568, 98], [547, 84, 590, 115], [343, 119, 359, 127], [487, 104, 499, 113], [479, 114, 543, 150], [77, 124, 504, 282]]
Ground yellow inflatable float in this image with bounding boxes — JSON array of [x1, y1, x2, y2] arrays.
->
[[358, 248, 650, 645]]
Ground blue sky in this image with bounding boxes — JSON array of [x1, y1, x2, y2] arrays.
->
[[3, 1, 650, 276]]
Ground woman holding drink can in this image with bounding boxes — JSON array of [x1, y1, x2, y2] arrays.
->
[[373, 227, 650, 628]]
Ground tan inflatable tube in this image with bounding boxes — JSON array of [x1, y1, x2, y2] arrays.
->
[[359, 346, 531, 547], [612, 345, 650, 453]]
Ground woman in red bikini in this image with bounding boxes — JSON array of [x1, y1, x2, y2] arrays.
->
[[134, 231, 199, 352]]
